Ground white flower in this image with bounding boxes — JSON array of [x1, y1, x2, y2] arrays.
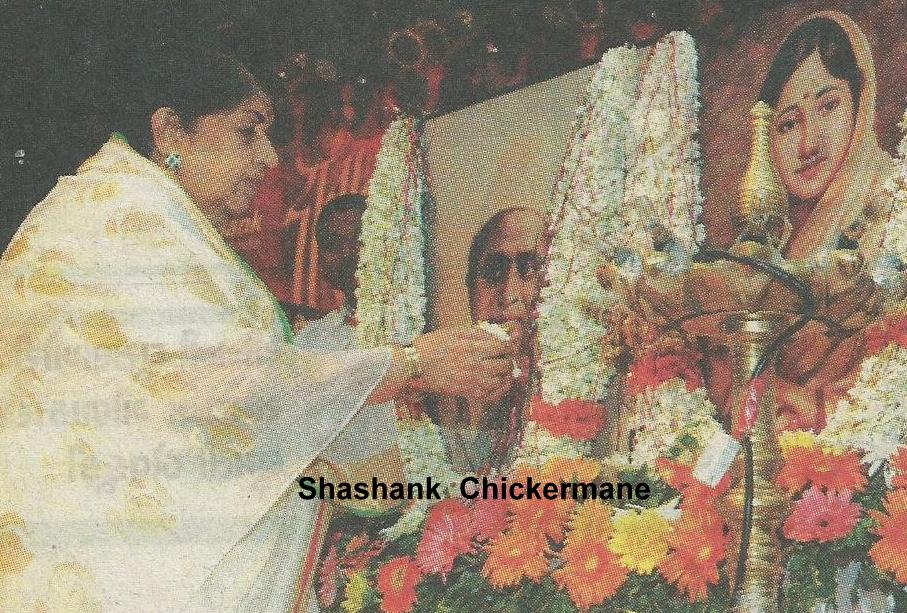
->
[[820, 344, 907, 464], [355, 119, 426, 349], [539, 44, 646, 406], [627, 378, 722, 468], [514, 421, 590, 468]]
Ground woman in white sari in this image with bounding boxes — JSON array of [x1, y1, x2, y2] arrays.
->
[[0, 47, 515, 612]]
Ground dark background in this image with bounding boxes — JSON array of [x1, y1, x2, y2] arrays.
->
[[0, 0, 868, 250]]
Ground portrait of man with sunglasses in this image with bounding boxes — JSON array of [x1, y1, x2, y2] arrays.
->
[[440, 206, 546, 470]]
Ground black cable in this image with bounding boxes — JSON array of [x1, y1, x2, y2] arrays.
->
[[691, 247, 818, 603]]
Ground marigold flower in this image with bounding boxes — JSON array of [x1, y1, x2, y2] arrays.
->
[[376, 557, 422, 613], [608, 508, 673, 574], [482, 529, 549, 589], [783, 488, 861, 543], [869, 489, 907, 584], [777, 447, 866, 494], [659, 511, 727, 602], [553, 539, 628, 610], [508, 495, 574, 544], [530, 397, 606, 441]]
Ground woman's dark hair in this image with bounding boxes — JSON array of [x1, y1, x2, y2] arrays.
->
[[314, 193, 367, 247], [759, 17, 863, 111], [108, 43, 265, 156]]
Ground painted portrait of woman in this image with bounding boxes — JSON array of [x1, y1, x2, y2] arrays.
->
[[760, 11, 897, 259], [704, 11, 902, 432]]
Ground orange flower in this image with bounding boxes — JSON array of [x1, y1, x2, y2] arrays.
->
[[376, 557, 422, 613], [543, 457, 601, 485], [530, 397, 606, 441], [869, 489, 907, 584], [509, 495, 574, 544], [654, 458, 730, 509], [508, 465, 575, 543], [554, 539, 628, 610], [777, 447, 866, 494], [482, 529, 549, 589], [659, 511, 727, 602]]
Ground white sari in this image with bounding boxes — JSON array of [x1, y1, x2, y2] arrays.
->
[[0, 138, 397, 612]]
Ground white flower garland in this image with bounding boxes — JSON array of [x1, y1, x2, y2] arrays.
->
[[626, 378, 723, 468], [820, 109, 907, 463], [355, 120, 463, 539], [819, 344, 907, 465], [355, 118, 426, 349], [514, 421, 591, 468], [538, 44, 645, 406], [621, 32, 705, 257]]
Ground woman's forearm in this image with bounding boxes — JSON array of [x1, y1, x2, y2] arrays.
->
[[366, 347, 412, 405]]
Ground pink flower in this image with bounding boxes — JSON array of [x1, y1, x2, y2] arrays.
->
[[415, 500, 476, 579], [783, 488, 861, 543]]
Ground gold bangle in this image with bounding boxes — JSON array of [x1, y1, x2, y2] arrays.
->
[[402, 345, 424, 380]]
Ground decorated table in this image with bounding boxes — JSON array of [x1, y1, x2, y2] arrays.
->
[[313, 29, 907, 613]]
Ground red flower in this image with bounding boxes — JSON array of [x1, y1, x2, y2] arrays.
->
[[865, 315, 907, 355], [782, 488, 861, 543], [654, 458, 730, 507], [472, 496, 509, 542], [415, 500, 475, 579], [377, 557, 422, 613], [530, 397, 605, 441], [777, 448, 866, 494], [626, 348, 704, 396]]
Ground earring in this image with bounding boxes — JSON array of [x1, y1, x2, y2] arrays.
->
[[164, 152, 183, 172]]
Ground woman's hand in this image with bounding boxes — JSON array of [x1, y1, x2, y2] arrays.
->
[[413, 326, 516, 404]]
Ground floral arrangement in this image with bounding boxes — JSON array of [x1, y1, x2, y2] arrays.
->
[[314, 397, 736, 613], [537, 42, 644, 407], [777, 431, 907, 612], [356, 117, 427, 349], [354, 117, 465, 539], [537, 31, 704, 421], [819, 315, 907, 466], [621, 31, 705, 258]]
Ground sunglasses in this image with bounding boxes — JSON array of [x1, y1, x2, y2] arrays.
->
[[478, 252, 542, 285]]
